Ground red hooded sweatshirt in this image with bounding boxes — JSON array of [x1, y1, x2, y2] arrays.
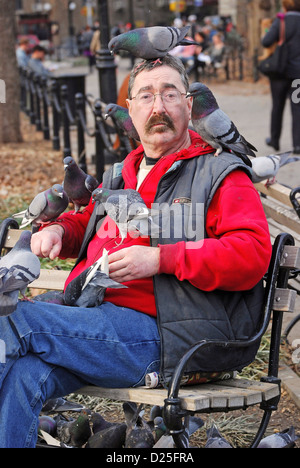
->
[[50, 131, 272, 317]]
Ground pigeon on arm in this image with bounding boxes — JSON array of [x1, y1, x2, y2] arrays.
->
[[188, 82, 256, 167], [13, 184, 69, 233]]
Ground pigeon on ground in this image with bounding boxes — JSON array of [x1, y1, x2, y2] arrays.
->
[[86, 422, 127, 448], [13, 184, 69, 233], [105, 103, 140, 142], [108, 26, 200, 60], [123, 402, 155, 448], [205, 424, 233, 448], [64, 249, 127, 307], [42, 397, 85, 414], [188, 82, 257, 167], [55, 411, 91, 448], [38, 416, 57, 436], [92, 187, 160, 245], [257, 427, 299, 448], [63, 156, 99, 213], [0, 230, 40, 316], [90, 412, 117, 434], [250, 151, 300, 186]]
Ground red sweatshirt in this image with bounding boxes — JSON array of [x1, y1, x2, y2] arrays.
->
[[51, 131, 272, 317]]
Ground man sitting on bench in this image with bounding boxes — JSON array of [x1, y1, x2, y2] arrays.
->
[[0, 55, 272, 448]]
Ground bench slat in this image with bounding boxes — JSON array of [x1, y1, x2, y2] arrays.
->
[[255, 181, 293, 208], [273, 288, 297, 312], [75, 379, 279, 412], [29, 269, 69, 291]]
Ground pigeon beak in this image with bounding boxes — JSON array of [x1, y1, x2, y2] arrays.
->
[[104, 113, 109, 120], [186, 92, 192, 98], [58, 192, 63, 198]]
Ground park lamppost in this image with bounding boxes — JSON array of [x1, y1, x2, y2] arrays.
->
[[68, 1, 77, 57], [96, 0, 117, 104]]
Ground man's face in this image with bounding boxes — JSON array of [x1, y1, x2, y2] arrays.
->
[[127, 65, 192, 154]]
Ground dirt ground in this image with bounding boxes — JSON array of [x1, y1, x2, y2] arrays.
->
[[1, 113, 300, 448]]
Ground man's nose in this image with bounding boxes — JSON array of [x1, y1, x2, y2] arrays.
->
[[152, 94, 166, 113]]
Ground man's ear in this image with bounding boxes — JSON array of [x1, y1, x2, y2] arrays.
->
[[126, 98, 131, 114]]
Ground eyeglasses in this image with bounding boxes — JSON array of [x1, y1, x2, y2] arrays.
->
[[131, 89, 187, 106]]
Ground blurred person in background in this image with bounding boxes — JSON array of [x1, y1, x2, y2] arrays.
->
[[262, 0, 300, 154]]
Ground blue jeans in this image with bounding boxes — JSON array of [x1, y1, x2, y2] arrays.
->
[[0, 300, 160, 448]]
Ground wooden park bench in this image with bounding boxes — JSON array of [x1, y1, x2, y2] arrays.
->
[[254, 181, 300, 342], [0, 215, 299, 448]]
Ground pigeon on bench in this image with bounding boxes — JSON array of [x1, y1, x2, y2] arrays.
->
[[0, 230, 40, 316]]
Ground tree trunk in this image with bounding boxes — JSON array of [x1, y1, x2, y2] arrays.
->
[[0, 0, 22, 143]]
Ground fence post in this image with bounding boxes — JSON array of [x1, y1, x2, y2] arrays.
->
[[61, 84, 72, 158], [28, 70, 36, 125], [94, 100, 105, 183], [75, 92, 87, 172], [33, 74, 42, 132], [50, 80, 61, 151], [41, 76, 50, 140]]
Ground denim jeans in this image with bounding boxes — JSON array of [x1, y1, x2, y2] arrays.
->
[[0, 300, 160, 448]]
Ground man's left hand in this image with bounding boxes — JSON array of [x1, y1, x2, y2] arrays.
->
[[108, 246, 160, 283]]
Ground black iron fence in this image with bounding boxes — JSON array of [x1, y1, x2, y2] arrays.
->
[[19, 67, 132, 182]]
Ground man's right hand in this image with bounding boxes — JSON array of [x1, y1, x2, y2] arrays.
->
[[31, 224, 64, 260]]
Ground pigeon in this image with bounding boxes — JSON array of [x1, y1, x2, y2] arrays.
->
[[38, 416, 57, 436], [92, 187, 160, 245], [86, 422, 127, 448], [188, 82, 257, 167], [42, 397, 85, 414], [108, 26, 200, 60], [205, 424, 233, 448], [257, 427, 299, 448], [13, 184, 69, 233], [0, 230, 40, 316], [55, 411, 91, 448], [64, 249, 127, 307], [123, 402, 155, 448], [90, 412, 117, 434], [250, 151, 300, 186], [105, 103, 140, 141], [63, 156, 99, 213]]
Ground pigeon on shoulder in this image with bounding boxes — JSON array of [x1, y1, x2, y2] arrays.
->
[[108, 26, 199, 60], [0, 230, 40, 316], [188, 82, 256, 167], [13, 184, 69, 233], [63, 156, 99, 213]]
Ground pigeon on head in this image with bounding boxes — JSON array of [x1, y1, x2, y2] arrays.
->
[[108, 26, 200, 60]]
